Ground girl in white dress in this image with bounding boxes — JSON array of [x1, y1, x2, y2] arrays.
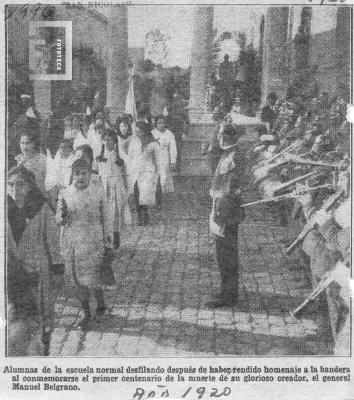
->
[[56, 157, 108, 328], [127, 122, 159, 225], [97, 129, 132, 249], [152, 115, 177, 202]]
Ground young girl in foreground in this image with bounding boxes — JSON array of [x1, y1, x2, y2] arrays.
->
[[56, 157, 108, 328]]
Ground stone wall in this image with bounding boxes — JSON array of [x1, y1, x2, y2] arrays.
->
[[310, 30, 338, 96], [262, 6, 351, 102], [7, 5, 109, 121]]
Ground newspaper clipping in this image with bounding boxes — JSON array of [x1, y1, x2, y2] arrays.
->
[[0, 0, 353, 399]]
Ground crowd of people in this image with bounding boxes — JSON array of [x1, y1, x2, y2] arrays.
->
[[6, 87, 351, 356], [7, 98, 178, 355], [202, 90, 350, 354], [254, 92, 350, 355]]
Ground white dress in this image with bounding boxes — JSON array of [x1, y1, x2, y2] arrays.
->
[[127, 136, 159, 205], [118, 135, 132, 161], [98, 148, 132, 235], [73, 131, 89, 150], [87, 128, 103, 161], [45, 151, 75, 191], [152, 128, 177, 193], [118, 135, 133, 188], [57, 180, 108, 289]]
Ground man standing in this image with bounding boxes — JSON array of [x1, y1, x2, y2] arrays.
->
[[261, 92, 277, 131], [208, 124, 246, 308], [219, 54, 235, 112]]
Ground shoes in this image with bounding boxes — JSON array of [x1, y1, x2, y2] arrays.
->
[[96, 307, 112, 318], [51, 263, 65, 275], [136, 214, 144, 226], [96, 307, 108, 317], [113, 232, 120, 249]]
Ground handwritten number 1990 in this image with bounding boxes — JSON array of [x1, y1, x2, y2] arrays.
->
[[5, 4, 54, 20], [308, 0, 346, 4]]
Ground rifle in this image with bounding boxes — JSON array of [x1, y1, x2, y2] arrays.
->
[[291, 261, 349, 318], [241, 184, 334, 208], [254, 154, 336, 184], [284, 189, 345, 254], [287, 155, 339, 168], [262, 142, 296, 165], [271, 170, 326, 196], [254, 156, 292, 182]]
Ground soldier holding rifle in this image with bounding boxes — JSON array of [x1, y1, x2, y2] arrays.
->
[[207, 124, 246, 308]]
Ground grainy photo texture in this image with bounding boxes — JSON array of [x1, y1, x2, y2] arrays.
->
[[5, 3, 352, 359]]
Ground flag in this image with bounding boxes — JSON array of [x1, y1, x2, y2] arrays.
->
[[125, 66, 137, 120]]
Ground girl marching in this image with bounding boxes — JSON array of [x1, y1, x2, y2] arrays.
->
[[97, 129, 132, 249], [56, 157, 109, 328], [127, 121, 159, 226]]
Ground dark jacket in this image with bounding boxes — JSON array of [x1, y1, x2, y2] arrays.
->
[[214, 193, 245, 234], [261, 104, 276, 129]]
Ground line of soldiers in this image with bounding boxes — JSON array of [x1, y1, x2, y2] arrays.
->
[[246, 93, 351, 355]]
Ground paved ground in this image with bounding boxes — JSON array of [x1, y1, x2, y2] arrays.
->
[[50, 172, 333, 357], [50, 129, 333, 357]]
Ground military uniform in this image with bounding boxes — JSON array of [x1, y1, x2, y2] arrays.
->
[[209, 126, 246, 307]]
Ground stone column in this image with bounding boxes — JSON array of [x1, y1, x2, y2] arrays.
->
[[336, 6, 351, 101], [188, 6, 214, 123], [261, 7, 289, 103], [258, 15, 265, 64], [293, 7, 312, 73], [106, 6, 128, 122]]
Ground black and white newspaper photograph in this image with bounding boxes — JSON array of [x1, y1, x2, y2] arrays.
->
[[0, 0, 353, 398]]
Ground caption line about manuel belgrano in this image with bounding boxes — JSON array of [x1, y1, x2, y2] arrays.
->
[[2, 364, 351, 398]]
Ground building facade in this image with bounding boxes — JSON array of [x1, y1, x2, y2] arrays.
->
[[261, 6, 351, 103]]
